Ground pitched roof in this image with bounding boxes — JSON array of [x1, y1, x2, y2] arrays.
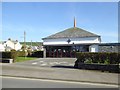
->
[[42, 27, 100, 40]]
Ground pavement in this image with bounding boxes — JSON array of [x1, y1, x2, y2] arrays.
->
[[0, 58, 119, 86]]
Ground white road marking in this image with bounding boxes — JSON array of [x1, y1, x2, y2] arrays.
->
[[69, 64, 74, 66], [32, 62, 37, 65], [40, 63, 47, 66], [1, 76, 118, 88], [49, 62, 54, 65], [52, 62, 60, 64], [39, 61, 44, 63], [59, 62, 68, 64]]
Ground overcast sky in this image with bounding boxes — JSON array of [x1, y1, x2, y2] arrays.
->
[[2, 2, 118, 43]]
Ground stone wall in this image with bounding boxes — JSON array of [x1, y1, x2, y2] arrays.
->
[[74, 63, 119, 73], [98, 43, 120, 52]]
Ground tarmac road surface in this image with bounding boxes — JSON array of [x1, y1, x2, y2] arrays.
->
[[2, 76, 118, 88], [14, 58, 76, 68]]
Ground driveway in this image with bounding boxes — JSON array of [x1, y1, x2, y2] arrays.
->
[[14, 58, 77, 68]]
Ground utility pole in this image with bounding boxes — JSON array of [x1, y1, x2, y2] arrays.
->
[[31, 40, 32, 51], [24, 31, 26, 58], [31, 40, 32, 47], [24, 31, 26, 51]]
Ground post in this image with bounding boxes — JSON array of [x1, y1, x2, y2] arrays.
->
[[24, 31, 26, 51], [31, 40, 32, 47], [24, 31, 26, 58], [43, 46, 46, 58]]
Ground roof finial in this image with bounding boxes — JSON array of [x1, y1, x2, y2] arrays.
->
[[74, 17, 76, 27]]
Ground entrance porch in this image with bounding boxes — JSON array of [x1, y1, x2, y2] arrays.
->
[[45, 45, 89, 58]]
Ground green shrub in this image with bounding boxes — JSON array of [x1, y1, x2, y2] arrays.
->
[[1, 51, 18, 62], [76, 52, 119, 65], [29, 51, 43, 58], [108, 53, 118, 64], [2, 52, 11, 58], [27, 49, 32, 56], [84, 58, 92, 64], [11, 50, 17, 62], [17, 51, 27, 57], [104, 59, 110, 64]]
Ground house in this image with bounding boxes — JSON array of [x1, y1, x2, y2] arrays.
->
[[3, 38, 22, 51], [0, 42, 5, 51], [20, 42, 44, 51], [42, 18, 101, 58]]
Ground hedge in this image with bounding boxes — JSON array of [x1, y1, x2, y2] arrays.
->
[[1, 50, 27, 62], [74, 52, 120, 73], [29, 51, 43, 58], [75, 52, 120, 64], [1, 50, 43, 59], [17, 51, 28, 57], [1, 51, 17, 62]]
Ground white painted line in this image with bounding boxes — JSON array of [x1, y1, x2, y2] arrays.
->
[[52, 62, 59, 64], [40, 63, 47, 66], [49, 62, 54, 65], [32, 62, 37, 65], [1, 76, 118, 88], [69, 64, 74, 66], [59, 62, 68, 64], [39, 61, 44, 63]]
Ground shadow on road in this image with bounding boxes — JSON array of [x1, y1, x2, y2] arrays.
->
[[51, 65, 75, 69]]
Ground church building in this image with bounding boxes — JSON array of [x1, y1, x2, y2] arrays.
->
[[42, 18, 101, 58]]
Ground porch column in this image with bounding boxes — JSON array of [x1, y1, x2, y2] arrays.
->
[[43, 46, 46, 58]]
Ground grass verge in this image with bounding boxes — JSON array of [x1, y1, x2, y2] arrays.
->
[[15, 57, 38, 62]]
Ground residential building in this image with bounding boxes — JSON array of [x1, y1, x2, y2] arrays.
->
[[0, 43, 5, 51], [3, 38, 22, 51]]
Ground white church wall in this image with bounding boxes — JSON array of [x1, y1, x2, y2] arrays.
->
[[43, 37, 101, 46]]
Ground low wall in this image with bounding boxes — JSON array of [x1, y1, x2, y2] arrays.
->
[[0, 58, 13, 63], [74, 63, 119, 73], [74, 52, 120, 73]]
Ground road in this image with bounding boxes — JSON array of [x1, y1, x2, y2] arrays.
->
[[2, 76, 118, 88]]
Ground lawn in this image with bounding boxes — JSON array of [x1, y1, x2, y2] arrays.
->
[[15, 57, 38, 62]]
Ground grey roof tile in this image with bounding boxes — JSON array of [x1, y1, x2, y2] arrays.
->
[[43, 27, 100, 39]]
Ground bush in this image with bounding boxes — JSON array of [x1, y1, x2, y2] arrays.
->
[[1, 52, 11, 58], [11, 50, 17, 62], [1, 51, 18, 62], [29, 51, 43, 58], [76, 52, 119, 64], [17, 51, 27, 57], [75, 52, 119, 73], [27, 49, 32, 56]]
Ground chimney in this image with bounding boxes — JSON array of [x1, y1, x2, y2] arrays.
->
[[74, 17, 76, 27], [8, 38, 11, 41]]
